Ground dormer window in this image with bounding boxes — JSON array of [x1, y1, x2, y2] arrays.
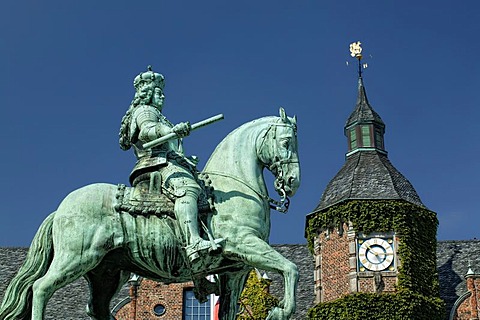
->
[[347, 124, 385, 154], [344, 77, 387, 156], [374, 127, 384, 150], [349, 128, 357, 150], [361, 125, 372, 147]]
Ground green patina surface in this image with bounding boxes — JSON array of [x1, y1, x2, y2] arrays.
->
[[0, 68, 302, 320]]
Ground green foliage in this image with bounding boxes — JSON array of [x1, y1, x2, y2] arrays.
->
[[305, 200, 444, 319], [307, 290, 445, 320], [237, 270, 279, 320], [305, 200, 439, 296]]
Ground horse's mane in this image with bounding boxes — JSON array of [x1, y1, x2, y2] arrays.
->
[[204, 116, 278, 169], [215, 116, 278, 149]]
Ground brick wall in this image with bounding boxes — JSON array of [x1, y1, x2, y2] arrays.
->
[[115, 279, 194, 320], [453, 275, 480, 320], [314, 236, 322, 303], [317, 223, 351, 302], [314, 223, 399, 303], [358, 277, 372, 292], [455, 299, 473, 320], [357, 273, 397, 293]]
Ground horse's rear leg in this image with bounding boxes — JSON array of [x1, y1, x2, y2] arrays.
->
[[31, 254, 99, 320], [226, 239, 298, 320], [85, 266, 130, 320], [218, 270, 250, 320]]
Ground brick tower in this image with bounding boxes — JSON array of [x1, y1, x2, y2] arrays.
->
[[305, 74, 444, 319]]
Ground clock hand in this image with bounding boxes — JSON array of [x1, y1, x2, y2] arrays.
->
[[370, 248, 394, 257], [364, 243, 394, 260], [365, 243, 379, 256]]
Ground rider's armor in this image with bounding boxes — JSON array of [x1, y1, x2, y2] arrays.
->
[[125, 84, 223, 263], [129, 105, 182, 185]]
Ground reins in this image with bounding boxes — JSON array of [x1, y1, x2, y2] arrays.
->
[[201, 171, 290, 213], [203, 120, 297, 214]]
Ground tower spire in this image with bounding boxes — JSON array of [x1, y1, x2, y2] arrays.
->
[[345, 41, 385, 156], [356, 76, 369, 106]]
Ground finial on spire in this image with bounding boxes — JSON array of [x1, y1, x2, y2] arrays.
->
[[467, 260, 475, 275], [147, 65, 153, 71], [349, 41, 369, 78]]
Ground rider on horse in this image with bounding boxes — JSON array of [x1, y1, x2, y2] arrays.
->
[[119, 66, 223, 263]]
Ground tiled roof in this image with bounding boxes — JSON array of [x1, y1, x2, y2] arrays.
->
[[270, 244, 315, 319], [271, 241, 479, 318], [0, 246, 313, 319], [0, 245, 313, 320], [313, 77, 422, 212], [345, 77, 385, 128], [0, 248, 129, 320], [437, 240, 480, 316], [2, 241, 476, 319], [314, 150, 425, 211]]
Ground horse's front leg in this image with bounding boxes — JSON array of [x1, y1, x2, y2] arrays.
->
[[225, 237, 298, 320], [218, 270, 250, 320]]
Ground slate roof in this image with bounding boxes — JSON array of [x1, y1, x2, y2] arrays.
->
[[345, 77, 385, 129], [0, 248, 129, 320], [436, 240, 480, 316], [2, 241, 475, 319], [0, 246, 311, 319], [314, 150, 425, 211], [312, 76, 425, 213], [269, 244, 315, 319]]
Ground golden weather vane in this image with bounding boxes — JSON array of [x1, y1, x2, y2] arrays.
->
[[348, 41, 370, 77], [350, 41, 363, 59]]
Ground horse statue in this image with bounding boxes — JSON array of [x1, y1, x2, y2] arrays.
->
[[0, 108, 300, 320]]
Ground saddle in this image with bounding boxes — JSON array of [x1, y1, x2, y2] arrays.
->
[[114, 171, 215, 218]]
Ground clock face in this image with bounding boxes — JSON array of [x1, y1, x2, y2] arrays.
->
[[358, 237, 395, 272]]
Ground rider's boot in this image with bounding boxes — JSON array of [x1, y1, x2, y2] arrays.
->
[[176, 190, 224, 262]]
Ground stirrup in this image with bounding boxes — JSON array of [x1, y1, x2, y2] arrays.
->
[[186, 238, 224, 262]]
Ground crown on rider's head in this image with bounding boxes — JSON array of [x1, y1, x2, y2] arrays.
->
[[133, 65, 165, 90]]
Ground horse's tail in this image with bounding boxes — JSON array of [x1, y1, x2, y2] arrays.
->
[[0, 212, 55, 320]]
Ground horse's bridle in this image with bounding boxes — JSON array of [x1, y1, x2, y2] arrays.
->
[[203, 120, 298, 213], [201, 170, 287, 212], [256, 120, 299, 213]]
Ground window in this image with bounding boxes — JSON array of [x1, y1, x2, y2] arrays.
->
[[183, 288, 211, 320], [361, 125, 371, 147], [349, 129, 357, 150], [374, 128, 384, 149], [153, 304, 166, 316]]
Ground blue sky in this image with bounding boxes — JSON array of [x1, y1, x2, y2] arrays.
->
[[1, 1, 479, 246]]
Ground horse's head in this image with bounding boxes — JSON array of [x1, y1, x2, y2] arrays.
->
[[257, 108, 301, 205]]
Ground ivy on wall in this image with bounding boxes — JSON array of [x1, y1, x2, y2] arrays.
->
[[306, 200, 439, 296], [237, 270, 278, 320], [305, 200, 444, 319], [307, 290, 445, 320]]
